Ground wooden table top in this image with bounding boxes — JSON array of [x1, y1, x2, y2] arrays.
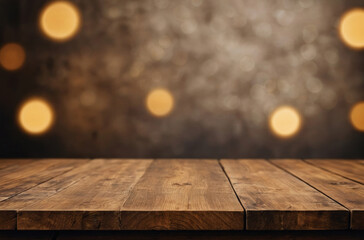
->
[[0, 159, 362, 231]]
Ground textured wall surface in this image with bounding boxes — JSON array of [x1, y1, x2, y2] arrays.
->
[[0, 0, 363, 158]]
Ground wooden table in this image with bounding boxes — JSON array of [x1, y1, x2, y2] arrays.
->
[[0, 159, 363, 239]]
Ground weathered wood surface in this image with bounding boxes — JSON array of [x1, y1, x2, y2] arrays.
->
[[272, 159, 364, 230], [0, 159, 88, 202], [220, 159, 349, 230], [0, 159, 363, 231], [0, 159, 35, 171], [119, 159, 244, 230], [17, 159, 153, 230], [0, 159, 88, 230], [0, 159, 110, 211], [305, 159, 364, 184], [17, 159, 244, 230], [0, 159, 115, 229]]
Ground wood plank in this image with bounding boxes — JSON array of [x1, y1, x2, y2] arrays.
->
[[0, 159, 88, 230], [272, 159, 364, 230], [18, 159, 153, 230], [221, 159, 348, 230], [0, 159, 114, 230], [0, 210, 16, 230], [0, 159, 88, 201], [305, 159, 364, 184], [119, 159, 244, 230], [0, 159, 36, 171], [18, 159, 244, 230], [0, 159, 111, 210]]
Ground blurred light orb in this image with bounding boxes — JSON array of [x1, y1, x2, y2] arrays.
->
[[146, 88, 174, 117], [0, 43, 26, 71], [18, 98, 54, 135], [39, 1, 81, 41], [339, 8, 364, 49], [350, 101, 364, 132], [269, 106, 302, 138]]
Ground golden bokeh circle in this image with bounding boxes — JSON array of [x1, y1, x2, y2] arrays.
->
[[0, 43, 26, 71], [350, 101, 364, 132], [146, 88, 174, 117], [339, 8, 364, 49], [18, 98, 55, 135], [269, 106, 302, 138], [39, 1, 81, 42]]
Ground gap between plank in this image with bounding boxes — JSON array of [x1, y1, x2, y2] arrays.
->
[[0, 159, 92, 204], [303, 160, 364, 186], [267, 159, 351, 229], [118, 158, 156, 211], [13, 159, 94, 230], [217, 159, 246, 230]]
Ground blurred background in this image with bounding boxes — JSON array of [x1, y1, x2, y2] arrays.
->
[[0, 0, 363, 158]]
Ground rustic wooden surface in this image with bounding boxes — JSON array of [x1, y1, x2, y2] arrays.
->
[[271, 159, 364, 230], [15, 159, 244, 230], [305, 159, 364, 184], [18, 159, 153, 230], [0, 159, 35, 171], [119, 159, 244, 230], [220, 159, 349, 230], [0, 159, 363, 231], [0, 159, 88, 229]]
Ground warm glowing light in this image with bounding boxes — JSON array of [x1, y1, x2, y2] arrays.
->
[[18, 98, 54, 135], [39, 1, 81, 41], [350, 101, 364, 132], [339, 8, 364, 49], [0, 43, 26, 71], [146, 88, 174, 117], [269, 106, 302, 138]]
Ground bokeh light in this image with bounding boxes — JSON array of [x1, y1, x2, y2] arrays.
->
[[339, 8, 364, 49], [146, 88, 174, 117], [350, 101, 364, 132], [0, 0, 364, 157], [269, 106, 302, 138], [18, 98, 54, 135], [39, 1, 81, 42], [0, 43, 26, 71]]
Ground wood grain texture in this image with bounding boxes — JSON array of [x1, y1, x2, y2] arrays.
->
[[0, 159, 88, 201], [221, 159, 348, 230], [17, 159, 244, 230], [1, 159, 361, 231], [18, 159, 153, 230], [0, 159, 114, 230], [0, 210, 16, 230], [0, 159, 114, 210], [305, 159, 364, 184], [0, 159, 88, 230], [272, 159, 364, 230], [120, 159, 244, 230], [0, 159, 35, 171]]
